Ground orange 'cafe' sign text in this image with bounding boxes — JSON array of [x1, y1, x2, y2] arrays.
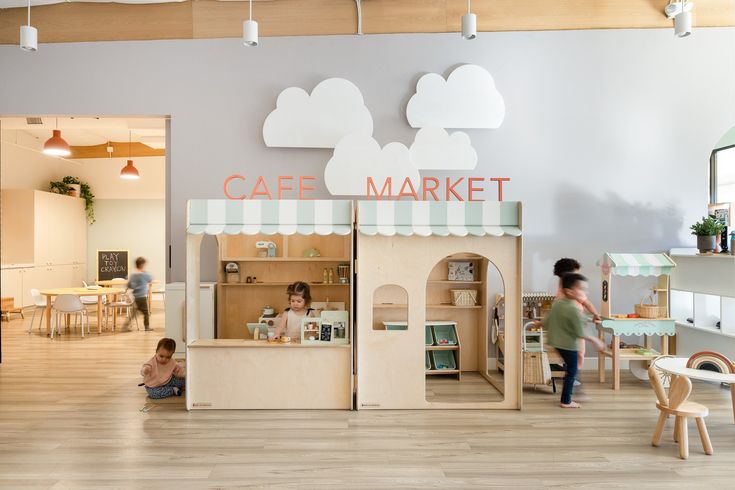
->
[[223, 175, 510, 201]]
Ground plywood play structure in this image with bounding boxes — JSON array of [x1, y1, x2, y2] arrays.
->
[[185, 200, 354, 410], [597, 253, 677, 390], [355, 201, 523, 409]]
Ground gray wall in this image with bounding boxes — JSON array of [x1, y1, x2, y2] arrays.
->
[[1, 29, 733, 318]]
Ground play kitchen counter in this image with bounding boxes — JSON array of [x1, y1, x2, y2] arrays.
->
[[185, 200, 354, 410], [187, 339, 351, 409]]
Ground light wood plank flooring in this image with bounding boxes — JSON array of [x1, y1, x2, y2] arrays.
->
[[1, 310, 734, 489]]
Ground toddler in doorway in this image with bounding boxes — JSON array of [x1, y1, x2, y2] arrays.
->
[[141, 338, 185, 399], [126, 257, 153, 331], [274, 282, 315, 341], [553, 258, 602, 385]]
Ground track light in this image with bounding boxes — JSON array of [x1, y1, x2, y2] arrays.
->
[[243, 0, 258, 47], [20, 0, 37, 52], [665, 1, 693, 38], [462, 0, 477, 40]]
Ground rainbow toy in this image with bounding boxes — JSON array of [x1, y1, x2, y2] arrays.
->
[[686, 351, 735, 374]]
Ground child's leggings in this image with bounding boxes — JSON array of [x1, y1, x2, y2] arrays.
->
[[556, 348, 579, 405], [145, 376, 185, 399]]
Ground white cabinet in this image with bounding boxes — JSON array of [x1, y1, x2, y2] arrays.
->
[[0, 268, 23, 305], [71, 263, 86, 288], [33, 191, 51, 266], [166, 282, 216, 356]]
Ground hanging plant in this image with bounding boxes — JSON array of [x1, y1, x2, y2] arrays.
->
[[48, 176, 96, 224]]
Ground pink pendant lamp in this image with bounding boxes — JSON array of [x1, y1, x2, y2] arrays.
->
[[120, 131, 140, 180], [43, 119, 71, 157]]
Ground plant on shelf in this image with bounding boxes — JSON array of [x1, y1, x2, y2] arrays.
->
[[48, 176, 96, 224], [690, 216, 725, 253]]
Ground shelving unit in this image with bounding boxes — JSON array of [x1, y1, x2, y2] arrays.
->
[[425, 322, 461, 378], [670, 253, 735, 354], [216, 233, 352, 339]]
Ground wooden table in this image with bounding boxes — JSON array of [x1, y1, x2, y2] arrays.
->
[[97, 279, 158, 312], [40, 287, 125, 336], [655, 356, 735, 424]]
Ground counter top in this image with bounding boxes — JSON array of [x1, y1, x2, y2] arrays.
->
[[188, 339, 351, 348]]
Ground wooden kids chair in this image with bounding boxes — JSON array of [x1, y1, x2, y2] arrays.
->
[[648, 365, 713, 459]]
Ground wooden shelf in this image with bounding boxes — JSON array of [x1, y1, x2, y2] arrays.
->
[[222, 257, 350, 262], [427, 280, 482, 285], [426, 369, 460, 375], [426, 345, 459, 351], [220, 282, 349, 287], [373, 304, 482, 309], [598, 348, 661, 360], [441, 254, 482, 261]]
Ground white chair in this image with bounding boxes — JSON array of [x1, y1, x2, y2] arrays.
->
[[104, 289, 139, 332], [51, 294, 89, 339], [28, 288, 49, 334]]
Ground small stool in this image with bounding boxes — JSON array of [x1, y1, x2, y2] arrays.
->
[[1, 297, 24, 322]]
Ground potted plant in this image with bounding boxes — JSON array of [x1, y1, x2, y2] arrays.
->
[[49, 177, 96, 224], [690, 216, 725, 253]]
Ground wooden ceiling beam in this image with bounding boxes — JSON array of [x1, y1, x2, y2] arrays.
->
[[0, 0, 732, 45], [69, 142, 165, 159]]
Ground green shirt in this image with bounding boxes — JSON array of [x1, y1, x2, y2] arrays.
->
[[542, 298, 585, 351]]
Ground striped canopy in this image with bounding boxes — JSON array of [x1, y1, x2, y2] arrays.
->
[[187, 200, 353, 235], [357, 201, 522, 237], [598, 253, 676, 277]]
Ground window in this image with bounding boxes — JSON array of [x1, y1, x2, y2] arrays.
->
[[712, 146, 735, 204]]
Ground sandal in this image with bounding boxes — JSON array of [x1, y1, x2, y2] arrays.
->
[[560, 401, 581, 408]]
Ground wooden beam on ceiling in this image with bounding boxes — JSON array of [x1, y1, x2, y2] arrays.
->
[[68, 142, 165, 159], [0, 0, 733, 45]]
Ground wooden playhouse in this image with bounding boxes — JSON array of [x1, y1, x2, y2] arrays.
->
[[184, 199, 354, 410], [355, 201, 523, 409]]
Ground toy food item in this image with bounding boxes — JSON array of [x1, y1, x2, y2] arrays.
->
[[627, 313, 640, 318], [279, 336, 291, 343]]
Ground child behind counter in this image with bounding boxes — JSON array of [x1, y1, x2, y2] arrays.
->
[[275, 281, 315, 341], [140, 338, 185, 399]]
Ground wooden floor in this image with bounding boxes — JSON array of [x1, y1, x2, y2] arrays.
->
[[426, 372, 503, 403], [1, 309, 735, 489]]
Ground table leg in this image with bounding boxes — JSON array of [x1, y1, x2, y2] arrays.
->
[[97, 296, 103, 334], [598, 329, 606, 383], [644, 334, 651, 350], [730, 384, 735, 424], [45, 296, 52, 336], [661, 335, 669, 355], [113, 297, 118, 330], [612, 334, 620, 390]]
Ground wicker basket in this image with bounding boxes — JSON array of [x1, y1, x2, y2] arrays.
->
[[634, 294, 667, 319], [523, 351, 551, 385], [451, 289, 478, 306]]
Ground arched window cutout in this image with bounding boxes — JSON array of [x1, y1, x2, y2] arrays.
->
[[372, 284, 408, 331]]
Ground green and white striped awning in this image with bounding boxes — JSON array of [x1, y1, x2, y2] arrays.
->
[[357, 201, 522, 237], [187, 200, 353, 235], [598, 253, 676, 277]]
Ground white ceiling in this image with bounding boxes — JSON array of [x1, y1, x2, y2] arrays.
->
[[0, 116, 166, 148]]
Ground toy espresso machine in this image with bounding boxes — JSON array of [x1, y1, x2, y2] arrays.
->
[[258, 305, 278, 327], [225, 262, 240, 283]]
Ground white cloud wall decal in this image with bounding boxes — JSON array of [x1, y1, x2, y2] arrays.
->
[[409, 127, 478, 170], [263, 78, 373, 148], [406, 64, 505, 129], [324, 134, 421, 196]]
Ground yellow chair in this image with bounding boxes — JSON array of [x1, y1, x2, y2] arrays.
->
[[648, 365, 713, 459]]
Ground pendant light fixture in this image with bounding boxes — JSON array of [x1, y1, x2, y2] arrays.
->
[[120, 131, 140, 180], [243, 0, 258, 47], [20, 0, 37, 52], [462, 0, 477, 40], [665, 0, 693, 38], [42, 118, 71, 157]]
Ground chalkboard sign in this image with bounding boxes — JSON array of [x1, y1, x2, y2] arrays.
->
[[97, 250, 129, 282], [320, 323, 332, 342]]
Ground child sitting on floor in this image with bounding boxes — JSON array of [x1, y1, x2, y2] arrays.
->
[[543, 273, 605, 408], [140, 338, 185, 399]]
